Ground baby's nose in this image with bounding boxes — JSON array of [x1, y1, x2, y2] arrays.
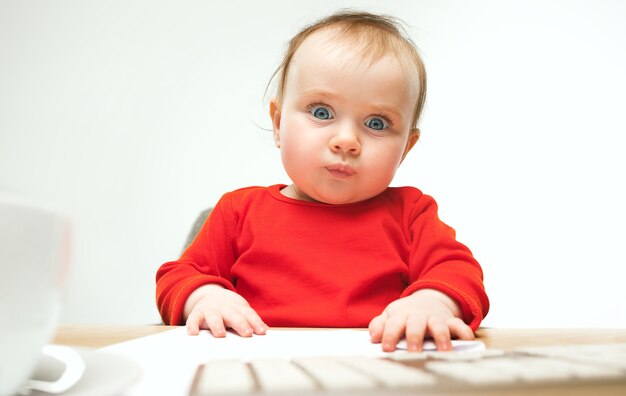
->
[[329, 125, 361, 154]]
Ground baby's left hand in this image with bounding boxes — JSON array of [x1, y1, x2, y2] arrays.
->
[[368, 289, 474, 352]]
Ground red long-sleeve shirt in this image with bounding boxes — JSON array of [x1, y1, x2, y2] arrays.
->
[[156, 185, 489, 329]]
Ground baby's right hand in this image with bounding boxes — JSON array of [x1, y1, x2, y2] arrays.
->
[[184, 284, 268, 338]]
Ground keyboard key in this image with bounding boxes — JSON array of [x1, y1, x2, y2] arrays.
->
[[250, 359, 317, 392], [426, 361, 519, 385], [293, 357, 378, 390], [339, 357, 437, 388], [474, 357, 574, 382], [517, 344, 626, 371], [194, 360, 255, 395], [563, 360, 624, 380]]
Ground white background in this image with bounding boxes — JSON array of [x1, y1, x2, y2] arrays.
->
[[1, 0, 625, 328]]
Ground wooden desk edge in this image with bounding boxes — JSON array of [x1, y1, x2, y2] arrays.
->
[[53, 324, 178, 348], [53, 324, 626, 349]]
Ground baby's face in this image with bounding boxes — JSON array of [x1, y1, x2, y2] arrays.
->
[[272, 29, 420, 204]]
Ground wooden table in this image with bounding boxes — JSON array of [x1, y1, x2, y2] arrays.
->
[[53, 325, 626, 350], [53, 324, 177, 348], [53, 325, 626, 396]]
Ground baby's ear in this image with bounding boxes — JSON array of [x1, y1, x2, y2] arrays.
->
[[401, 128, 420, 162], [269, 100, 281, 148]]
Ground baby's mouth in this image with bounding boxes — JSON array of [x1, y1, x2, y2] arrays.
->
[[325, 164, 356, 178]]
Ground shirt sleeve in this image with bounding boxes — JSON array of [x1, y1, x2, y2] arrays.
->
[[402, 194, 489, 330], [155, 193, 238, 325]]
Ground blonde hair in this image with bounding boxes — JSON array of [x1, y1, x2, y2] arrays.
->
[[270, 10, 427, 130]]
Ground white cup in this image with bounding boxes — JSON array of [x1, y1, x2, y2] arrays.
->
[[0, 194, 72, 395]]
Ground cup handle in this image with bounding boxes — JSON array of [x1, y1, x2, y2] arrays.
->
[[25, 345, 86, 394]]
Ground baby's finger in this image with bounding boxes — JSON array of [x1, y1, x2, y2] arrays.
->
[[404, 314, 427, 352], [205, 309, 227, 338], [223, 309, 254, 337], [427, 317, 452, 351], [447, 317, 475, 340], [368, 314, 386, 343], [240, 307, 268, 335], [185, 310, 204, 335], [380, 315, 406, 352]]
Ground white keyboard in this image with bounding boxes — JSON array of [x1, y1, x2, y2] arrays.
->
[[190, 342, 626, 395]]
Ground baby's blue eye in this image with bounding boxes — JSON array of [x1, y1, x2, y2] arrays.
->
[[310, 106, 333, 120], [365, 117, 388, 131]]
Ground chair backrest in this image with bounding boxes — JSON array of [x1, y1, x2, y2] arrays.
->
[[183, 207, 212, 252]]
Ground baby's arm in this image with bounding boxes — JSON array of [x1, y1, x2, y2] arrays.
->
[[368, 289, 474, 352], [184, 284, 268, 337]]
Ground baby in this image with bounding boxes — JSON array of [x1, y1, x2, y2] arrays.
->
[[156, 10, 489, 352]]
